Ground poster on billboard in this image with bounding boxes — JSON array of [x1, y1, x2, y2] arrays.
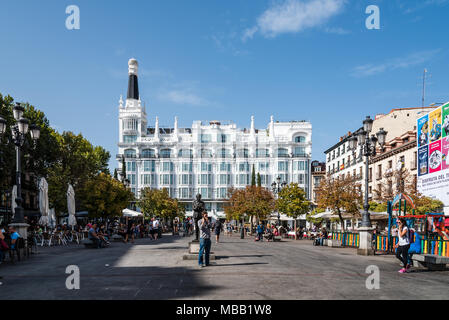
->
[[417, 103, 449, 215], [418, 114, 429, 147], [418, 146, 428, 176], [442, 137, 449, 171], [429, 140, 442, 173], [429, 108, 442, 143], [443, 103, 449, 138]]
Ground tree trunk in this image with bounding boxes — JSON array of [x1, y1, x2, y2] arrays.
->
[[337, 209, 345, 232]]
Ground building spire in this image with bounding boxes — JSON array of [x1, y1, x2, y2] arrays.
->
[[269, 115, 275, 140], [119, 95, 124, 109], [154, 116, 160, 141], [127, 58, 139, 100], [250, 116, 255, 135]]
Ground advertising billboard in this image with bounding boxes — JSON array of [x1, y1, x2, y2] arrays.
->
[[417, 103, 449, 215]]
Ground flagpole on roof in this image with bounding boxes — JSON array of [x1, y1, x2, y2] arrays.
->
[[422, 68, 427, 107]]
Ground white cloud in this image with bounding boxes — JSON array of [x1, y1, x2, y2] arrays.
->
[[158, 89, 209, 106], [244, 0, 346, 40], [325, 26, 350, 35], [351, 50, 440, 77]]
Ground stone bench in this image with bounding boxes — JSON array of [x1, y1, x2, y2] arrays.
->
[[412, 254, 449, 271], [327, 239, 341, 247]]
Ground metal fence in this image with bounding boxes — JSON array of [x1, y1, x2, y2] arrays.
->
[[331, 231, 359, 248]]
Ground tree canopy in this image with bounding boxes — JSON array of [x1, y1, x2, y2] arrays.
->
[[225, 186, 275, 222], [138, 188, 185, 221], [316, 174, 362, 231], [276, 183, 310, 219], [82, 172, 134, 219]]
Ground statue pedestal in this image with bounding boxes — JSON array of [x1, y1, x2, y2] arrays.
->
[[183, 241, 216, 261], [189, 241, 200, 254], [9, 223, 29, 240]]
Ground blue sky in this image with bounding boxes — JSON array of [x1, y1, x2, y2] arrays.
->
[[1, 0, 449, 170]]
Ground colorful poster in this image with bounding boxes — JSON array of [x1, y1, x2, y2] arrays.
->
[[442, 103, 449, 138], [417, 114, 429, 147], [429, 140, 442, 173], [442, 137, 449, 171], [429, 108, 442, 143], [418, 146, 428, 176]]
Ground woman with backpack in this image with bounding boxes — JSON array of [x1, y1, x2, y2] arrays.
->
[[394, 218, 411, 273]]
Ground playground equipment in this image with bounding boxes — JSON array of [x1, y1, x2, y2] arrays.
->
[[374, 193, 449, 257]]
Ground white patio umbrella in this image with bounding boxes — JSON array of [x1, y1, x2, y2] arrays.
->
[[11, 185, 17, 219], [38, 178, 49, 227], [49, 208, 56, 228], [67, 184, 77, 227], [122, 208, 143, 217]]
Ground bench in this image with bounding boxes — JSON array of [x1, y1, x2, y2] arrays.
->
[[81, 239, 97, 249], [273, 236, 282, 242], [412, 254, 449, 271]]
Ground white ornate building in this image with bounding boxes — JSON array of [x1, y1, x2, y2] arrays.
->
[[117, 59, 312, 217]]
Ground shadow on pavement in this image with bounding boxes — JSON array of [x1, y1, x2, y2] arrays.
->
[[216, 254, 272, 259], [0, 235, 221, 300]]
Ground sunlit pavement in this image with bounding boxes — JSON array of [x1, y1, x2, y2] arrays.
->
[[0, 234, 448, 300]]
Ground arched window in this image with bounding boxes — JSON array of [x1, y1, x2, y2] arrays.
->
[[160, 149, 172, 158], [178, 149, 193, 158], [294, 136, 306, 143], [200, 149, 212, 158], [218, 148, 231, 158], [236, 149, 249, 158], [256, 148, 269, 158], [141, 149, 155, 158], [294, 147, 306, 157], [124, 149, 136, 158], [277, 148, 289, 157]]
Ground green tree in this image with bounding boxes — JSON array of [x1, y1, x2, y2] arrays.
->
[[306, 208, 325, 227], [138, 188, 185, 222], [257, 172, 261, 187], [82, 172, 134, 219], [276, 183, 311, 239], [47, 131, 110, 214], [0, 95, 60, 190], [225, 186, 275, 233], [316, 174, 362, 231]]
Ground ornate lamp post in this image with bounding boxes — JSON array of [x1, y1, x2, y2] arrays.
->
[[0, 103, 40, 239], [348, 116, 387, 255], [271, 176, 287, 227]]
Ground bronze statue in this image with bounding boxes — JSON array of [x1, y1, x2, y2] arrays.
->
[[192, 193, 205, 242]]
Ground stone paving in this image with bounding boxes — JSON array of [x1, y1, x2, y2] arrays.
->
[[0, 234, 448, 300]]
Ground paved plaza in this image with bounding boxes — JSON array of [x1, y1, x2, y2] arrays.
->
[[0, 235, 448, 300]]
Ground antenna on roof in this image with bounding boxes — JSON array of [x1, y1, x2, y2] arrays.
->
[[422, 69, 427, 107]]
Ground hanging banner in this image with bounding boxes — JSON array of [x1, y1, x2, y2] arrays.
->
[[417, 103, 449, 215]]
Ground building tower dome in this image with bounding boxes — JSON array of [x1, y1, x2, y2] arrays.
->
[[127, 58, 139, 100]]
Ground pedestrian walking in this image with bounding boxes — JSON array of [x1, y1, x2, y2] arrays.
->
[[395, 218, 411, 273], [214, 219, 223, 244], [256, 222, 264, 241], [152, 218, 160, 240], [198, 211, 212, 268]]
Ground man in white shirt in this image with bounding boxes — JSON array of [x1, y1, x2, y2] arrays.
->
[[152, 218, 160, 240]]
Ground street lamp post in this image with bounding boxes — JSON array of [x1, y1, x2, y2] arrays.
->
[[271, 176, 287, 227], [348, 116, 387, 255], [0, 103, 40, 239]]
